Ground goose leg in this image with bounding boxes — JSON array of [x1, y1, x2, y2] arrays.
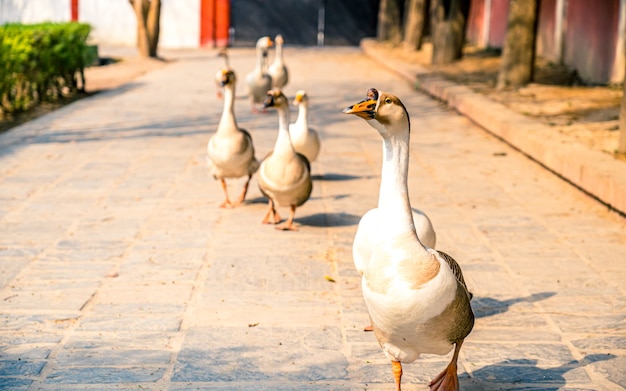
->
[[277, 205, 298, 231], [262, 199, 281, 224], [234, 175, 252, 206], [219, 179, 234, 208], [429, 340, 463, 391], [392, 361, 402, 391]]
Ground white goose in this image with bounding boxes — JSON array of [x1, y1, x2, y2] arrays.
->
[[245, 36, 273, 112], [207, 69, 259, 208], [258, 89, 312, 231], [268, 34, 289, 89], [289, 90, 320, 163], [344, 88, 474, 391], [352, 88, 436, 278]]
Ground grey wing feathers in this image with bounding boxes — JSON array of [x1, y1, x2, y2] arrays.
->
[[437, 250, 473, 300]]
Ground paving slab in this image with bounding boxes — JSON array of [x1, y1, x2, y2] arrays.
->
[[0, 46, 625, 390]]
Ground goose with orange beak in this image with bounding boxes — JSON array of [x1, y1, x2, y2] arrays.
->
[[257, 89, 312, 231], [289, 90, 320, 163], [207, 69, 259, 208], [344, 88, 474, 391]]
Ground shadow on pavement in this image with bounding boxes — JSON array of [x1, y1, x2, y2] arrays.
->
[[462, 354, 616, 390], [472, 292, 556, 319], [312, 173, 362, 181], [297, 212, 361, 228]]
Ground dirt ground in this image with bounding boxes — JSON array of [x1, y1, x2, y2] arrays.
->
[[1, 44, 624, 163], [371, 41, 625, 161]]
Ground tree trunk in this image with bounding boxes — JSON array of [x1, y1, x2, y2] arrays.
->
[[147, 0, 161, 57], [497, 0, 538, 90], [133, 0, 150, 57], [619, 70, 626, 153], [377, 0, 403, 45], [403, 0, 427, 51], [430, 0, 470, 65], [130, 0, 160, 58]]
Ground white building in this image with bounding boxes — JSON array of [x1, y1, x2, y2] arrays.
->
[[0, 0, 204, 48]]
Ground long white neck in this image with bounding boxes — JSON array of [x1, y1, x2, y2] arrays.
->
[[273, 104, 294, 157], [275, 42, 284, 64], [256, 47, 266, 73], [294, 102, 308, 131], [378, 131, 420, 242], [217, 83, 237, 132]]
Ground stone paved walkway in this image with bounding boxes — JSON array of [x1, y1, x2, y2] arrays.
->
[[1, 46, 625, 390]]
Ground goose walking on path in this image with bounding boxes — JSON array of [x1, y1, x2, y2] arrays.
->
[[344, 88, 474, 391], [246, 36, 273, 113], [258, 89, 312, 231], [207, 69, 259, 208], [268, 34, 289, 89], [289, 90, 320, 163]]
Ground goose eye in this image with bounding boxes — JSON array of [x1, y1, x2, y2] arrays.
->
[[385, 98, 392, 104]]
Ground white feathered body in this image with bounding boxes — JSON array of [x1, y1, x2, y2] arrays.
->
[[207, 129, 258, 179], [353, 207, 436, 276], [363, 243, 462, 363]]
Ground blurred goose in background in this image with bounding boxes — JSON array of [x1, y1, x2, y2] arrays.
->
[[289, 90, 320, 163], [214, 48, 230, 99], [344, 88, 473, 391], [246, 36, 273, 112], [268, 34, 289, 89], [258, 89, 312, 231], [207, 69, 259, 208]]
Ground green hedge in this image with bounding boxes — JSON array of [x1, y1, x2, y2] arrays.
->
[[0, 22, 93, 114]]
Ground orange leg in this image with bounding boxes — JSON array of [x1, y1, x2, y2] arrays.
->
[[261, 199, 281, 224], [392, 361, 402, 391], [429, 340, 463, 391], [277, 205, 298, 231], [234, 175, 252, 206], [218, 179, 234, 208]]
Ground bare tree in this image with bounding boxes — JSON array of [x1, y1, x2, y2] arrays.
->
[[403, 0, 428, 51], [377, 0, 403, 45], [430, 0, 470, 65], [497, 0, 538, 90], [130, 0, 161, 58]]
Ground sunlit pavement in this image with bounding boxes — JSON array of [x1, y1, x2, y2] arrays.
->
[[1, 46, 625, 390]]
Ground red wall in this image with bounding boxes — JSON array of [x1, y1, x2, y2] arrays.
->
[[200, 0, 230, 47], [71, 0, 79, 21], [564, 0, 619, 83], [466, 0, 486, 46], [488, 0, 509, 48]]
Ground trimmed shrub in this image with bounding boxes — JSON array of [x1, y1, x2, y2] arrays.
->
[[0, 22, 92, 114]]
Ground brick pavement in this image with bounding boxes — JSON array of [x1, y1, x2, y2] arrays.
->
[[0, 46, 625, 390]]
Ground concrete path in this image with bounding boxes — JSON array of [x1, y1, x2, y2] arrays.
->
[[1, 47, 625, 390]]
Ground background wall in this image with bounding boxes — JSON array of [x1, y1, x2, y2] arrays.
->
[[0, 0, 71, 23], [0, 0, 202, 48]]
